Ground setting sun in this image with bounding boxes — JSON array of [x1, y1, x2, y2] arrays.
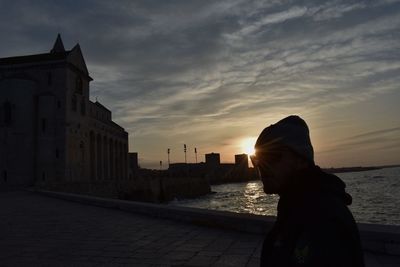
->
[[241, 137, 257, 156]]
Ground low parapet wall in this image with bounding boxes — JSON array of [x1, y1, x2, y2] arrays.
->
[[34, 189, 400, 256], [35, 174, 211, 203]]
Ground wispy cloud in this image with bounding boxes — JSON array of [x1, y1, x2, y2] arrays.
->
[[345, 127, 400, 140], [1, 0, 399, 167], [318, 127, 400, 153], [310, 2, 366, 21], [238, 6, 308, 36]]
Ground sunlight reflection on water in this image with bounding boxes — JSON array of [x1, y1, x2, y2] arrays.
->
[[169, 180, 279, 217], [169, 167, 400, 225]]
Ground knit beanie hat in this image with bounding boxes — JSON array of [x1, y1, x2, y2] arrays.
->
[[255, 115, 314, 163]]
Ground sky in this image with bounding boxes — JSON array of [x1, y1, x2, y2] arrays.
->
[[1, 0, 399, 169]]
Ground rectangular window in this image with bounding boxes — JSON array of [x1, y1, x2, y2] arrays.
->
[[81, 100, 86, 116], [47, 72, 52, 86], [4, 102, 12, 126], [71, 95, 77, 112], [76, 77, 83, 94], [42, 118, 46, 132]]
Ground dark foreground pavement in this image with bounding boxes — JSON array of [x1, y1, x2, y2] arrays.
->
[[0, 191, 399, 267]]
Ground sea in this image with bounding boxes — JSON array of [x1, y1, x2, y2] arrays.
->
[[169, 166, 400, 226]]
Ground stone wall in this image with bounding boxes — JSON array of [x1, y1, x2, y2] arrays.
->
[[37, 169, 211, 203], [118, 169, 211, 203], [206, 165, 258, 184]]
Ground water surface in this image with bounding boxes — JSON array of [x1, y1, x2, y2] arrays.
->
[[169, 167, 400, 225]]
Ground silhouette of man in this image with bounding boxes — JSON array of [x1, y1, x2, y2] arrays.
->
[[251, 115, 365, 267]]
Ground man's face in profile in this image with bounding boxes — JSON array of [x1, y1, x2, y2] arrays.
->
[[252, 146, 298, 194]]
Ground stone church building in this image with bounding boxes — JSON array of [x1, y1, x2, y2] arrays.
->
[[0, 35, 129, 192]]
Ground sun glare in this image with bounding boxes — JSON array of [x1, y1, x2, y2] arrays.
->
[[241, 137, 257, 156]]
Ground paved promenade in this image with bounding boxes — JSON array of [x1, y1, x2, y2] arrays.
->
[[0, 191, 399, 266]]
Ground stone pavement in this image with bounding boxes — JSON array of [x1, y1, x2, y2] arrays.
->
[[0, 191, 399, 267]]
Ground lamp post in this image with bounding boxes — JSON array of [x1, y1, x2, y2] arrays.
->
[[167, 148, 170, 167], [184, 144, 187, 164], [195, 147, 197, 164]]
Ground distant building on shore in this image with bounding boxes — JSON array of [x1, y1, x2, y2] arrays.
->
[[0, 35, 129, 188], [235, 154, 249, 166], [205, 153, 221, 167], [128, 152, 139, 179], [168, 152, 256, 184]]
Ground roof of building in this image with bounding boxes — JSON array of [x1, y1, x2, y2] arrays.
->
[[110, 121, 125, 131], [0, 34, 90, 80], [0, 33, 69, 65], [0, 51, 69, 65], [93, 101, 111, 113], [51, 34, 65, 53]]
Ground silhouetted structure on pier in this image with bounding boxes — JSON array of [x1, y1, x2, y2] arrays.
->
[[167, 152, 256, 184]]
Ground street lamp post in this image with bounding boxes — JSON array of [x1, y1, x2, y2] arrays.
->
[[184, 144, 187, 164], [167, 148, 170, 167]]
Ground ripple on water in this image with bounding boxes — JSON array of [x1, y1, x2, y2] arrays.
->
[[170, 167, 400, 225]]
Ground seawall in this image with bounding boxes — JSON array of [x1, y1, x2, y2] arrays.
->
[[120, 175, 211, 202], [34, 189, 400, 256], [36, 174, 211, 203]]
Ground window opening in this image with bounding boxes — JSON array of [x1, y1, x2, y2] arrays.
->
[[4, 101, 12, 126], [76, 77, 83, 94], [71, 95, 77, 111], [81, 100, 86, 116], [41, 118, 46, 132], [47, 72, 52, 85]]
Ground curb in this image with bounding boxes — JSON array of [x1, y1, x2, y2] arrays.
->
[[32, 189, 400, 256], [32, 189, 276, 234]]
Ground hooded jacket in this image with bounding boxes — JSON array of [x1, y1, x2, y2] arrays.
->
[[260, 166, 365, 267]]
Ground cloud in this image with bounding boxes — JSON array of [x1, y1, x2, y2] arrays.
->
[[238, 6, 308, 36], [1, 0, 400, 167], [310, 2, 366, 21], [318, 127, 400, 154], [345, 127, 400, 140]]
